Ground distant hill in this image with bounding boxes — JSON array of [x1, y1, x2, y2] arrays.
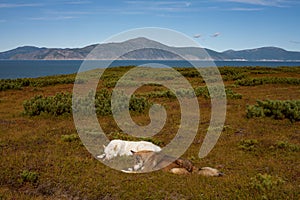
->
[[1, 37, 300, 61], [0, 45, 97, 60], [222, 47, 300, 61]]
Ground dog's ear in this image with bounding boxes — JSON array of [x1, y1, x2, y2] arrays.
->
[[131, 150, 136, 154]]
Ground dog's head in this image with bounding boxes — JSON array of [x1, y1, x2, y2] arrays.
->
[[175, 158, 194, 172], [130, 150, 154, 171]]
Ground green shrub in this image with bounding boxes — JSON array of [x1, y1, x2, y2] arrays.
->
[[141, 86, 241, 100], [129, 96, 151, 113], [24, 89, 151, 117], [29, 76, 76, 87], [273, 141, 300, 152], [143, 89, 195, 99], [142, 87, 208, 99], [219, 67, 248, 81], [95, 89, 151, 115], [246, 100, 300, 122], [195, 86, 242, 99], [224, 73, 247, 81], [238, 139, 259, 151], [94, 89, 113, 116], [176, 66, 248, 80], [177, 68, 201, 78], [103, 79, 118, 88], [0, 79, 24, 91], [276, 66, 300, 73], [0, 75, 80, 91], [23, 93, 72, 116], [194, 86, 209, 98], [61, 134, 80, 142], [20, 170, 39, 184], [143, 90, 176, 99], [235, 77, 300, 86], [250, 173, 285, 193], [225, 88, 242, 99]]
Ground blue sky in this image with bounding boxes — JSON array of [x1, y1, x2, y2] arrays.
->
[[0, 0, 300, 52]]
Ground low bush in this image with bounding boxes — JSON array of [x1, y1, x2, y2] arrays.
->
[[23, 93, 72, 116], [235, 77, 300, 86], [142, 86, 241, 100], [94, 89, 113, 116], [181, 70, 201, 78], [225, 88, 242, 99], [61, 134, 80, 142], [246, 100, 300, 122], [143, 90, 176, 99], [24, 89, 151, 117], [194, 86, 242, 99], [95, 89, 151, 115], [194, 86, 209, 98], [29, 75, 76, 87], [103, 79, 118, 88], [0, 79, 25, 91], [143, 89, 195, 99], [128, 96, 151, 113], [219, 67, 248, 81], [272, 141, 300, 152], [238, 139, 259, 151], [19, 170, 39, 184], [250, 173, 285, 196], [0, 75, 81, 91]]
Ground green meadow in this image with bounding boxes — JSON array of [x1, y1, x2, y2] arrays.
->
[[0, 66, 299, 199]]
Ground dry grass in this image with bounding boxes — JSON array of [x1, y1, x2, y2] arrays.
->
[[0, 66, 299, 199]]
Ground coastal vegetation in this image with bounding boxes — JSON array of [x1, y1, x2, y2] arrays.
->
[[246, 100, 300, 122], [0, 74, 80, 91], [0, 66, 299, 199]]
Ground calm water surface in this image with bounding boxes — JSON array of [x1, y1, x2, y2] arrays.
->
[[0, 60, 300, 79]]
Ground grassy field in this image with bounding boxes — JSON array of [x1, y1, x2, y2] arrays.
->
[[0, 66, 299, 199]]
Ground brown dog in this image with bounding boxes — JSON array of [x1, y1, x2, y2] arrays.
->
[[125, 150, 223, 176]]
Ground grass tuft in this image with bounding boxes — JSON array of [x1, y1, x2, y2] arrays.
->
[[19, 170, 39, 184], [238, 139, 259, 151], [61, 134, 80, 142]]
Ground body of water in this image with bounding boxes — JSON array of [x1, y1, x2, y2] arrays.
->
[[1, 60, 300, 79]]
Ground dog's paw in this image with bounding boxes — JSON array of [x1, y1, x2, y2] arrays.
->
[[96, 154, 106, 159], [121, 168, 136, 173]]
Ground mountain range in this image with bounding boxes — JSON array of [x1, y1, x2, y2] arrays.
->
[[1, 37, 300, 61]]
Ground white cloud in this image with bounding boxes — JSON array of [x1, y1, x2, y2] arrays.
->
[[120, 11, 146, 15], [0, 3, 42, 8], [65, 1, 92, 5], [124, 1, 192, 12], [193, 34, 202, 38], [29, 9, 94, 21], [229, 7, 263, 10], [45, 11, 91, 15], [211, 32, 221, 37], [28, 16, 78, 21], [126, 1, 191, 6], [219, 0, 293, 7]]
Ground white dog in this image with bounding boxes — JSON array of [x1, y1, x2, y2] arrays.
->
[[97, 139, 161, 160]]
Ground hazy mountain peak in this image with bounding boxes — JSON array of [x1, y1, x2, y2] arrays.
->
[[120, 37, 169, 49], [0, 38, 299, 61], [125, 37, 153, 42]]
